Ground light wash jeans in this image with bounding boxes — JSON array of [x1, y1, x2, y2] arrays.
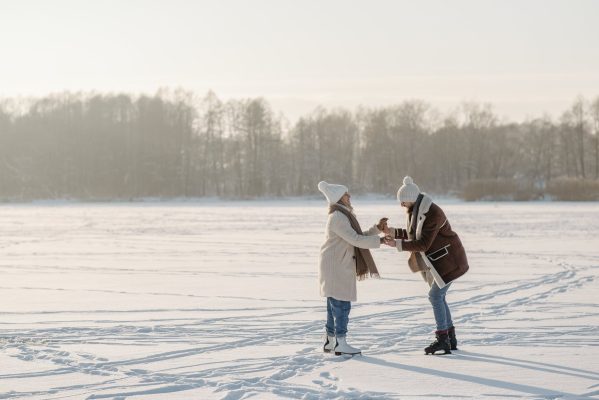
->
[[325, 297, 351, 338], [428, 282, 453, 331]]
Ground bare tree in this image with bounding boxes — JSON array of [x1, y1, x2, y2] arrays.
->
[[1, 91, 599, 201], [197, 91, 225, 196], [569, 96, 587, 178], [590, 97, 599, 180]]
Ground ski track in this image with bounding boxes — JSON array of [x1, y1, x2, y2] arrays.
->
[[0, 203, 598, 399]]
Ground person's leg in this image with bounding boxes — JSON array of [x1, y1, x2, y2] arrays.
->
[[325, 297, 335, 336], [323, 298, 337, 352], [444, 289, 453, 329], [428, 282, 451, 331], [329, 298, 351, 337], [426, 282, 452, 354], [329, 298, 360, 354], [442, 288, 458, 350]]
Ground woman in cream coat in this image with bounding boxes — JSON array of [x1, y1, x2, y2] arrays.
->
[[317, 181, 387, 356]]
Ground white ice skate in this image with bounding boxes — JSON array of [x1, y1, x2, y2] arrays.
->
[[334, 337, 361, 356], [323, 334, 336, 353]]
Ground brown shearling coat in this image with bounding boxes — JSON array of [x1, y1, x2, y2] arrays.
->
[[392, 194, 469, 286]]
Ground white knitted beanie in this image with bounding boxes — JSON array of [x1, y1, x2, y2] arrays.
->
[[318, 181, 348, 204], [397, 176, 420, 203]]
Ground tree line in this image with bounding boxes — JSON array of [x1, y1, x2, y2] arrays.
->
[[1, 90, 598, 200]]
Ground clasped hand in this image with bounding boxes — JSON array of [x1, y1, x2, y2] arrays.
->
[[382, 236, 396, 247], [376, 217, 396, 247]]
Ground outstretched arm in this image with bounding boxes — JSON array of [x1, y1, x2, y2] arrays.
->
[[329, 214, 381, 249], [387, 227, 407, 240], [363, 217, 389, 236], [383, 213, 443, 252], [399, 217, 442, 252]]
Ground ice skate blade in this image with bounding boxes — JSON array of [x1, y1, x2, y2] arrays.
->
[[425, 349, 452, 355], [335, 351, 361, 356]]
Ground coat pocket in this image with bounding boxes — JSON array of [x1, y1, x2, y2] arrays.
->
[[426, 244, 451, 262]]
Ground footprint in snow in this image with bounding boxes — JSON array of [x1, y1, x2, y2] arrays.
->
[[320, 371, 338, 381]]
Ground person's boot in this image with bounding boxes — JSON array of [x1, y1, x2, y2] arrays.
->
[[334, 336, 361, 356], [448, 326, 458, 350], [323, 334, 336, 353], [424, 330, 452, 355]]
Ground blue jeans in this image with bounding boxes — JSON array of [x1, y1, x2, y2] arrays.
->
[[325, 297, 351, 338], [428, 282, 453, 331]]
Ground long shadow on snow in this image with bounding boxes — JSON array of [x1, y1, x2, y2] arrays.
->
[[452, 350, 599, 381], [356, 355, 589, 399]]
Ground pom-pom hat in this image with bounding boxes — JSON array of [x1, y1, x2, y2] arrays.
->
[[318, 181, 348, 204], [397, 176, 420, 203]]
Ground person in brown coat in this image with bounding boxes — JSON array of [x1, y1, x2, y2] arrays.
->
[[383, 176, 469, 355]]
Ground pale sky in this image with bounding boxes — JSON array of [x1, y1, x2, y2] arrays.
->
[[1, 0, 598, 122]]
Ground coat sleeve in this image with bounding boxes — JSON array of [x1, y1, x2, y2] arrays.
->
[[363, 224, 381, 236], [388, 227, 407, 239], [400, 208, 443, 253], [329, 213, 381, 249]]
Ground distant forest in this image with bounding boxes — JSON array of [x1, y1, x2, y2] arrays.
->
[[1, 89, 599, 201]]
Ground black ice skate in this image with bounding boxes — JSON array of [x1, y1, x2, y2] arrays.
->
[[448, 326, 458, 351], [424, 331, 452, 355]]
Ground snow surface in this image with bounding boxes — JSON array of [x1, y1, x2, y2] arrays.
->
[[0, 200, 598, 399]]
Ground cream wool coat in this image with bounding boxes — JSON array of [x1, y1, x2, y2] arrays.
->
[[319, 206, 381, 302]]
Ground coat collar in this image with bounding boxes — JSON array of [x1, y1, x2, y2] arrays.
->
[[408, 193, 434, 241], [418, 193, 433, 215]]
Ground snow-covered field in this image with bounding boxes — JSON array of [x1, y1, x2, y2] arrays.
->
[[0, 200, 598, 399]]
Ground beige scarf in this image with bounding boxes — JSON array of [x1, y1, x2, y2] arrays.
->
[[329, 203, 381, 281]]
